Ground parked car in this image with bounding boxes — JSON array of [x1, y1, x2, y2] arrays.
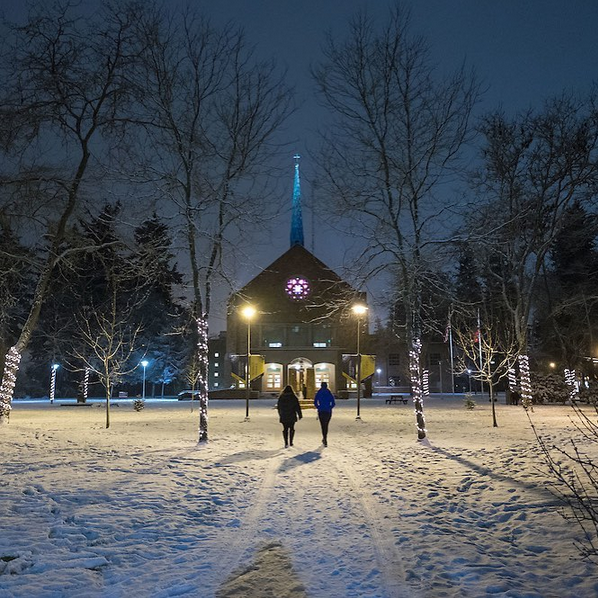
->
[[177, 390, 201, 400]]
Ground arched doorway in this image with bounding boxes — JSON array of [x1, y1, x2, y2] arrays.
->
[[288, 358, 314, 399]]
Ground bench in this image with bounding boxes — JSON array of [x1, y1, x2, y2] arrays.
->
[[385, 395, 409, 404]]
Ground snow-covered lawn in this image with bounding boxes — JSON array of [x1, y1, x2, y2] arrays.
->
[[1, 396, 597, 597]]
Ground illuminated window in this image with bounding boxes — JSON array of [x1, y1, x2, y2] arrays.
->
[[313, 342, 327, 348], [315, 363, 334, 387], [269, 342, 283, 348], [285, 277, 310, 300], [214, 362, 219, 368], [214, 352, 219, 358], [265, 363, 283, 390], [214, 372, 219, 377]]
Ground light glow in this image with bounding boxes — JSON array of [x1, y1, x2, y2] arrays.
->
[[241, 305, 257, 320], [352, 304, 368, 316]]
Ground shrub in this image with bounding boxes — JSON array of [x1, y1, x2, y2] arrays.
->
[[531, 372, 569, 404], [464, 394, 476, 410]]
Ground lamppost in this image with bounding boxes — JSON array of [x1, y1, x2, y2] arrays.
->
[[141, 360, 148, 400], [376, 368, 382, 389], [49, 363, 59, 403], [241, 305, 256, 421], [352, 304, 368, 420], [467, 368, 472, 393]]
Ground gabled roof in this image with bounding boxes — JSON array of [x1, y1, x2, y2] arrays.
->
[[230, 245, 363, 322]]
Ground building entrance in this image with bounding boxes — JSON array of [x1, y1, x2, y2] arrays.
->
[[288, 358, 315, 400]]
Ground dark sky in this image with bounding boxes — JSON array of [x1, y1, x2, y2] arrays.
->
[[3, 1, 598, 331]]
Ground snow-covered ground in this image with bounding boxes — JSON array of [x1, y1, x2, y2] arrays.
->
[[1, 395, 597, 598]]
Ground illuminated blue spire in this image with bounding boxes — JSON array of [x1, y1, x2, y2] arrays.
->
[[290, 154, 304, 247]]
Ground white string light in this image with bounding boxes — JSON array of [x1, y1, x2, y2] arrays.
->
[[83, 368, 90, 401], [508, 367, 517, 392], [422, 369, 429, 398], [564, 369, 578, 403], [409, 337, 427, 439], [49, 365, 58, 403], [518, 354, 532, 410], [0, 346, 21, 420], [197, 315, 209, 443]]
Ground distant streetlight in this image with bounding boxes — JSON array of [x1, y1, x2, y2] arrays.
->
[[141, 360, 149, 400], [352, 303, 368, 419], [549, 362, 556, 369], [49, 363, 59, 403], [467, 368, 472, 393], [241, 305, 257, 421], [376, 368, 382, 387]]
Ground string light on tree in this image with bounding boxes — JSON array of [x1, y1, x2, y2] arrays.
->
[[422, 369, 429, 398], [507, 367, 517, 392], [564, 368, 578, 403], [409, 337, 427, 440], [518, 354, 532, 410], [0, 346, 21, 420], [83, 368, 90, 402], [197, 315, 209, 443]]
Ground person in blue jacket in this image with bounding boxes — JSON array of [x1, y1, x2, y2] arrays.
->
[[314, 381, 335, 447]]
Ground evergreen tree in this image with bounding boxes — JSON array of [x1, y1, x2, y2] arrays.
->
[[536, 201, 598, 370]]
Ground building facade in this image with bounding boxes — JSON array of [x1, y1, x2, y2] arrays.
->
[[225, 157, 368, 399]]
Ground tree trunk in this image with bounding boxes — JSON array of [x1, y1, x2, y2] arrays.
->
[[409, 338, 427, 440], [197, 315, 209, 443]]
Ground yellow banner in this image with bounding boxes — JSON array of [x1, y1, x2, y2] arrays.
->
[[342, 371, 356, 384], [250, 355, 265, 381], [360, 354, 376, 380]]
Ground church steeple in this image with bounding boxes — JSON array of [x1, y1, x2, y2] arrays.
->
[[290, 154, 304, 247]]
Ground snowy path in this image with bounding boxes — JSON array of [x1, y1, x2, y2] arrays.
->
[[1, 399, 597, 597]]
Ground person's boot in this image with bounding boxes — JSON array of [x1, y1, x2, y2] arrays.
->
[[283, 430, 288, 447], [289, 429, 295, 446], [322, 436, 327, 447]]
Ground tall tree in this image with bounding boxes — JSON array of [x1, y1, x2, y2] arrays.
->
[[134, 6, 293, 442], [536, 201, 598, 371], [0, 2, 141, 416], [468, 94, 598, 406], [312, 5, 479, 440]]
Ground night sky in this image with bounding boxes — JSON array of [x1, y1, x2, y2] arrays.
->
[[3, 0, 598, 331]]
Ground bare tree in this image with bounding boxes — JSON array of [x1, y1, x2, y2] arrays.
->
[[312, 5, 479, 440], [0, 3, 141, 416], [73, 284, 144, 429], [134, 6, 293, 442], [531, 402, 598, 560], [468, 94, 598, 406]]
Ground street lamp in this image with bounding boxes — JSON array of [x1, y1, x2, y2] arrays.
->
[[376, 368, 382, 388], [467, 368, 472, 393], [241, 305, 256, 421], [352, 303, 368, 420], [49, 363, 59, 404], [141, 360, 149, 400]]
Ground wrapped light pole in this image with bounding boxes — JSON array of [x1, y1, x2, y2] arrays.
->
[[49, 363, 59, 404]]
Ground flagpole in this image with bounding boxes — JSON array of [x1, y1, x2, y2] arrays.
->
[[449, 324, 455, 394], [477, 308, 483, 399]]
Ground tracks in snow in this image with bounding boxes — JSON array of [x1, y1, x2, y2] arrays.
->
[[220, 443, 418, 598]]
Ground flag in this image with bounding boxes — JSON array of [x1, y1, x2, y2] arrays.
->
[[443, 322, 451, 343]]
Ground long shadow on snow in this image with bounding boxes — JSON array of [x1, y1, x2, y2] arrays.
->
[[430, 445, 557, 501], [212, 449, 282, 466], [278, 449, 323, 473]]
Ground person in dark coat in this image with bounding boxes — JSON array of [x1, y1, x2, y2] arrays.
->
[[277, 385, 302, 447], [314, 381, 335, 447]]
